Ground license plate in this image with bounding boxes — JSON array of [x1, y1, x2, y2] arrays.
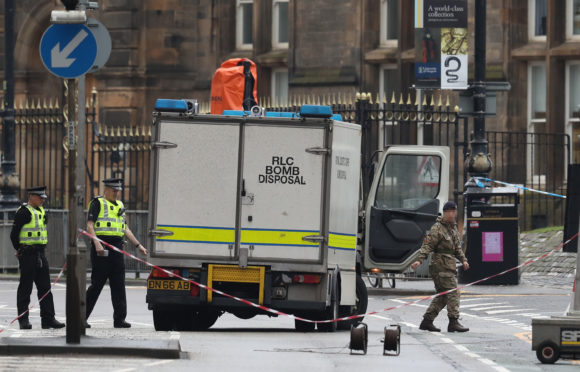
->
[[147, 279, 191, 291]]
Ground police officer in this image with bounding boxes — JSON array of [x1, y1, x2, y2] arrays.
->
[[85, 178, 147, 328], [411, 201, 470, 333], [10, 186, 65, 330]]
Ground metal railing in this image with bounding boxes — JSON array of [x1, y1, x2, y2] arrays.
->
[[0, 209, 149, 274]]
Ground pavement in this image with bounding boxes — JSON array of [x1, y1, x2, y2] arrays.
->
[[0, 229, 575, 358], [0, 334, 182, 359]]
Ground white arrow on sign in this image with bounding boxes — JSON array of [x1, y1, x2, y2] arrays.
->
[[51, 29, 88, 68]]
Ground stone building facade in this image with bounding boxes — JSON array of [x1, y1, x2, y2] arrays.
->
[[1, 0, 579, 179]]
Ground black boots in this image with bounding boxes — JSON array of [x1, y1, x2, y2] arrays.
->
[[419, 318, 441, 332], [448, 318, 469, 332], [114, 320, 131, 328], [41, 318, 66, 329], [19, 319, 32, 330]]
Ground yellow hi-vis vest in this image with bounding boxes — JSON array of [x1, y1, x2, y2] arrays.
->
[[19, 205, 48, 245], [93, 197, 126, 237]]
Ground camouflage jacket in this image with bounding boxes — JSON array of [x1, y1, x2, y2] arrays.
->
[[415, 216, 467, 272]]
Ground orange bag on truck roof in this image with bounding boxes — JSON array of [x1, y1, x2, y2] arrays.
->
[[210, 58, 258, 114]]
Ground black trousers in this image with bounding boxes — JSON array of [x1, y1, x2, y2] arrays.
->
[[17, 247, 56, 322], [85, 244, 127, 322]]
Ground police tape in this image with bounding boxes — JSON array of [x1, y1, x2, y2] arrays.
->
[[0, 263, 66, 334], [80, 229, 580, 325], [475, 177, 566, 199]]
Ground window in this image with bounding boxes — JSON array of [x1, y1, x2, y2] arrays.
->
[[272, 0, 289, 49], [567, 0, 580, 39], [527, 63, 547, 184], [379, 65, 399, 147], [380, 0, 399, 46], [528, 0, 547, 40], [374, 154, 441, 209], [237, 0, 253, 49], [566, 62, 580, 164], [271, 69, 288, 106], [379, 65, 399, 102]]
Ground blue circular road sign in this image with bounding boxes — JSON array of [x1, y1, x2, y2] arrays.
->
[[40, 24, 97, 79]]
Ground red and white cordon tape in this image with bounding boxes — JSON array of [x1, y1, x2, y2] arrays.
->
[[1, 229, 576, 335], [0, 263, 66, 334], [78, 229, 580, 325]]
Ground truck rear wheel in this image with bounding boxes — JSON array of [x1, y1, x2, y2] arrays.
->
[[338, 275, 368, 330], [153, 309, 174, 331], [318, 286, 339, 332], [191, 308, 221, 331], [295, 318, 316, 332]]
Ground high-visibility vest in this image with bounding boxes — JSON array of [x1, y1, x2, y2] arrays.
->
[[19, 205, 48, 245], [92, 197, 126, 237]]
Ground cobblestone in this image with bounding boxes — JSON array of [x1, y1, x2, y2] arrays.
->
[[520, 230, 577, 290]]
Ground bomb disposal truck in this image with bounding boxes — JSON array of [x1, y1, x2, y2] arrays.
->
[[146, 100, 449, 331]]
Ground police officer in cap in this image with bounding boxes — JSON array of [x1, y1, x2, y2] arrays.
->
[[85, 178, 148, 328], [10, 186, 65, 329], [411, 201, 470, 333]]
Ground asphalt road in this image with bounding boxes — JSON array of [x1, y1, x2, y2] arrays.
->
[[0, 279, 578, 371]]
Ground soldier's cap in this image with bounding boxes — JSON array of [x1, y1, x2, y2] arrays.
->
[[443, 201, 457, 211], [27, 186, 48, 199], [103, 178, 123, 191]]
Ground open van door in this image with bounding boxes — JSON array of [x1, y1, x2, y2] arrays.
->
[[363, 146, 450, 272]]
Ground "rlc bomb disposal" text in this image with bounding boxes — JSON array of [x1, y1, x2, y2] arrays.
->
[[258, 156, 307, 185]]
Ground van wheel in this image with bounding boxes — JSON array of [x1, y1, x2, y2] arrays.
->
[[338, 275, 368, 330], [153, 309, 174, 331], [536, 341, 560, 364]]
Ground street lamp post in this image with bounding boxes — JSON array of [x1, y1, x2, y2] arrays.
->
[[466, 0, 492, 178], [0, 0, 21, 209]]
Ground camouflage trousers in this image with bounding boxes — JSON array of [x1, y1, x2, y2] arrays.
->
[[423, 267, 460, 320]]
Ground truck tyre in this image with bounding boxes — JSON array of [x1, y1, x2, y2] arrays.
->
[[536, 341, 560, 364], [191, 309, 221, 331], [295, 318, 315, 332], [318, 283, 339, 332], [338, 274, 368, 330], [153, 309, 174, 331]]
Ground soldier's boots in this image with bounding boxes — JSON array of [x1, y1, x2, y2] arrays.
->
[[19, 318, 32, 330], [448, 318, 469, 332], [41, 318, 65, 329], [419, 318, 441, 332]]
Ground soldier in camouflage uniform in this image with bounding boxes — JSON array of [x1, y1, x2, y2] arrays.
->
[[411, 201, 470, 332]]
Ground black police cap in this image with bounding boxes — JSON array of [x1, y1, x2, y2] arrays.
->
[[27, 186, 48, 199], [443, 201, 457, 211], [103, 178, 123, 191]]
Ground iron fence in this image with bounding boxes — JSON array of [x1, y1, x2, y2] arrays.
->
[[0, 209, 150, 274], [0, 209, 68, 271], [486, 131, 570, 231], [1, 88, 151, 210]]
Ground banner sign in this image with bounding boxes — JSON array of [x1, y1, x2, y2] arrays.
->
[[416, 0, 468, 28], [414, 0, 468, 90]]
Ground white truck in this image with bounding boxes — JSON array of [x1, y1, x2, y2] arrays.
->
[[145, 100, 449, 332]]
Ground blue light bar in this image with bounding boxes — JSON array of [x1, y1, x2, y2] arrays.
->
[[154, 99, 188, 112], [266, 112, 298, 118], [222, 110, 246, 116], [331, 114, 342, 121], [299, 105, 333, 118]]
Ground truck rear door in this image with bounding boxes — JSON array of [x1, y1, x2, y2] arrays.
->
[[151, 119, 240, 259], [240, 122, 326, 264], [364, 146, 450, 272]]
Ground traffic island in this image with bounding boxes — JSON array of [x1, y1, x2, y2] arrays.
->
[[0, 335, 182, 359]]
